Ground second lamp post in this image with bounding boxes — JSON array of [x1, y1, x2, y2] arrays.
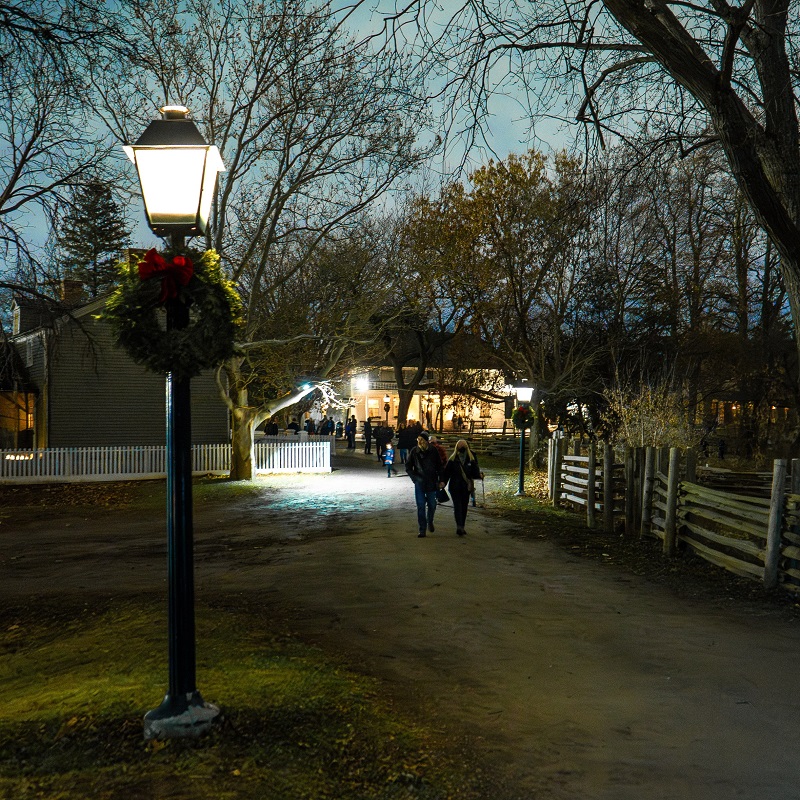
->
[[514, 379, 535, 496]]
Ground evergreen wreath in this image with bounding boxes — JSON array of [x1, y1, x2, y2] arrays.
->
[[104, 247, 242, 380], [512, 405, 535, 429]]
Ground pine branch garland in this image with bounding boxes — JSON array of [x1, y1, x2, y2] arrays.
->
[[103, 248, 243, 380], [512, 405, 534, 429]]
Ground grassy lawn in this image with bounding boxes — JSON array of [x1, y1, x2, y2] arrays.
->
[[478, 456, 556, 510], [0, 596, 486, 799]]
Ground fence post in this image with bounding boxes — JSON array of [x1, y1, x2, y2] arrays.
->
[[640, 446, 656, 538], [572, 437, 581, 456], [663, 447, 681, 555], [633, 447, 644, 533], [587, 441, 596, 529], [603, 442, 614, 533], [791, 458, 800, 496], [547, 438, 555, 499], [624, 447, 635, 536], [764, 458, 787, 590], [657, 446, 670, 476], [790, 459, 800, 581], [552, 436, 564, 507], [685, 448, 697, 484]]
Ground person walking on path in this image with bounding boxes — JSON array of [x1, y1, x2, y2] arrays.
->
[[346, 416, 357, 449], [376, 425, 394, 462], [344, 418, 353, 448], [383, 441, 399, 477], [429, 434, 448, 468], [406, 431, 443, 537], [363, 418, 373, 454], [397, 422, 415, 464], [440, 439, 484, 536]]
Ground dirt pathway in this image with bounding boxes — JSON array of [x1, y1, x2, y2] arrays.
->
[[3, 450, 800, 799]]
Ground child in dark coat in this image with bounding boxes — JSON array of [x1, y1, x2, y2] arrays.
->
[[383, 442, 398, 477]]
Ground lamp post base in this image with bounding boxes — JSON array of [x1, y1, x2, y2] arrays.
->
[[144, 691, 220, 740], [514, 490, 526, 496]]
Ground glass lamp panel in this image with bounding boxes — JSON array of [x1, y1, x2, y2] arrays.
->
[[516, 386, 534, 403], [198, 147, 224, 232], [133, 147, 208, 230]]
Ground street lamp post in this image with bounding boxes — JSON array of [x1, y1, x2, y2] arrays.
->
[[383, 394, 391, 426], [514, 379, 535, 496], [125, 105, 225, 740]]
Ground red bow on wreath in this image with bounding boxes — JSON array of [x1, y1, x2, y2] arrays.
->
[[138, 248, 194, 304]]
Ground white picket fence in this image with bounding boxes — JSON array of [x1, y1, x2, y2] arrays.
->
[[0, 439, 331, 483]]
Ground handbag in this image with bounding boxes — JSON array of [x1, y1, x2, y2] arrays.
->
[[437, 487, 450, 503], [458, 460, 475, 494]]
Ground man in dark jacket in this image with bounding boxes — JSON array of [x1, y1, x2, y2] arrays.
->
[[363, 418, 373, 454], [405, 431, 443, 538], [396, 422, 416, 464]]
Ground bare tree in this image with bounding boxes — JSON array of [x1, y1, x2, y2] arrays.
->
[[578, 146, 663, 377], [95, 0, 431, 478], [375, 0, 800, 367], [578, 140, 796, 445], [0, 0, 120, 287]]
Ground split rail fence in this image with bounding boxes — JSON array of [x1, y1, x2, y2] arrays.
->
[[548, 438, 800, 594], [0, 437, 332, 483]]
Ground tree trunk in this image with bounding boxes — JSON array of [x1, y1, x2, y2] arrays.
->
[[230, 404, 258, 481], [222, 360, 320, 481], [225, 361, 265, 481], [396, 388, 415, 424], [529, 415, 540, 468]]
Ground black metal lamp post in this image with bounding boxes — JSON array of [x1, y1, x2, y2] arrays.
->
[[514, 379, 534, 496], [124, 105, 225, 740], [383, 394, 391, 426]]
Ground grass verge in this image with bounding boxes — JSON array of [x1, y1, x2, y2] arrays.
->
[[0, 596, 486, 800]]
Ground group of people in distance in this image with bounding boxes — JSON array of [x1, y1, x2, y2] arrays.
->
[[281, 413, 485, 538]]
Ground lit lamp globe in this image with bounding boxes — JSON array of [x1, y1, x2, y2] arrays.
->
[[123, 105, 225, 242], [515, 379, 534, 405]]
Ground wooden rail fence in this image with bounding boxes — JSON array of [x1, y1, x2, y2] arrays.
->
[[548, 438, 625, 532], [549, 439, 800, 593]]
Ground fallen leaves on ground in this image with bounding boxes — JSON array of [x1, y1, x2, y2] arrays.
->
[[0, 481, 142, 509]]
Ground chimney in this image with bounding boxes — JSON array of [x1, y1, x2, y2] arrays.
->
[[60, 279, 84, 304]]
